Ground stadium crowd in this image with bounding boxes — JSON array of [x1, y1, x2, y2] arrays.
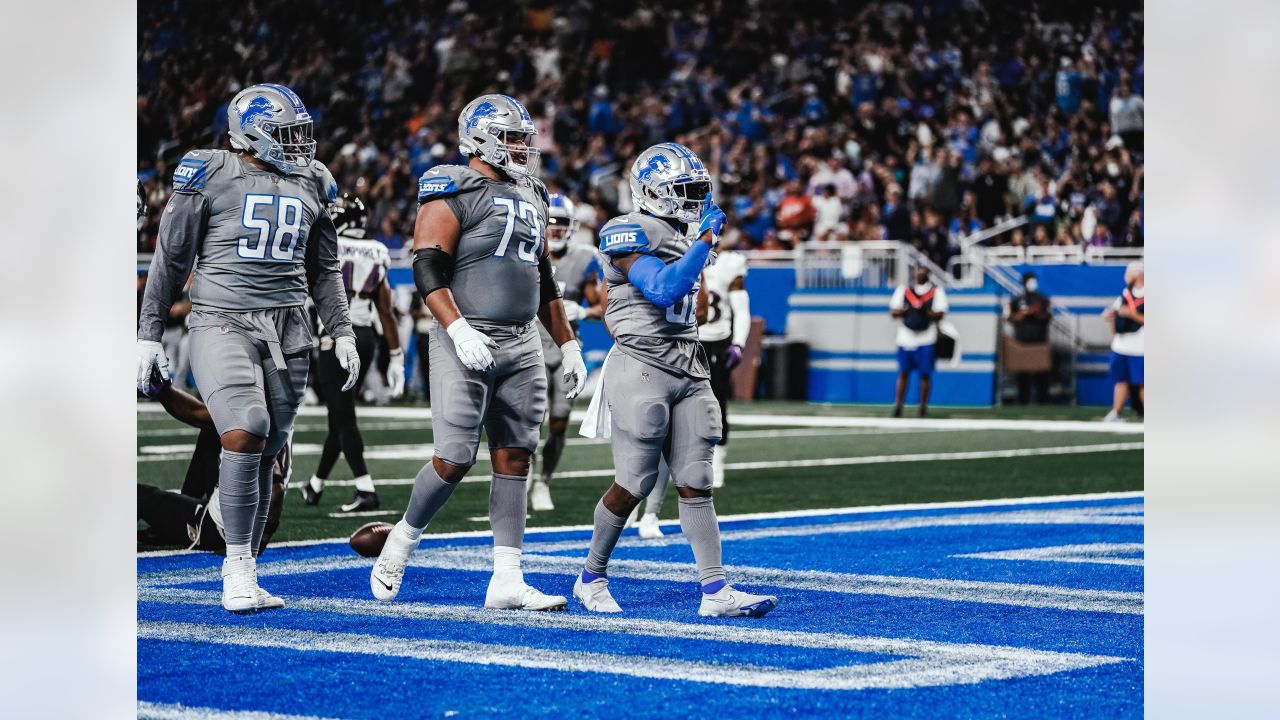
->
[[138, 0, 1143, 268]]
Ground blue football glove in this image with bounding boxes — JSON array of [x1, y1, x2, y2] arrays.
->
[[697, 201, 727, 242]]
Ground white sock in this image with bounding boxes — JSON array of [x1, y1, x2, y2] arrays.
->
[[354, 474, 376, 493], [395, 519, 423, 543], [493, 545, 523, 582], [712, 445, 727, 485], [309, 475, 324, 493], [225, 543, 253, 561]]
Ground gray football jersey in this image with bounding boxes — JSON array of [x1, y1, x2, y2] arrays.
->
[[598, 212, 708, 378], [537, 243, 602, 357], [178, 149, 338, 310], [417, 164, 549, 326]]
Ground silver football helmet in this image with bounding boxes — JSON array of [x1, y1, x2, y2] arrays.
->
[[629, 142, 713, 224], [226, 83, 316, 174], [546, 193, 579, 253], [457, 94, 539, 180]]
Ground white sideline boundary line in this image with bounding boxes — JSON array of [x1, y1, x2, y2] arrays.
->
[[137, 701, 340, 720], [139, 402, 1144, 434], [137, 490, 1144, 557]]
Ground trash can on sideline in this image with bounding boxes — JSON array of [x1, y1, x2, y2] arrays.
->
[[759, 338, 809, 400]]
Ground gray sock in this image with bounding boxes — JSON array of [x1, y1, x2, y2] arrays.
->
[[403, 461, 460, 530], [250, 457, 273, 556], [584, 499, 628, 576], [219, 449, 262, 558], [489, 473, 528, 548], [678, 496, 726, 586], [645, 455, 672, 517]]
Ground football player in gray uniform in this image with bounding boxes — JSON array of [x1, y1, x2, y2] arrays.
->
[[529, 193, 604, 512], [573, 143, 777, 618], [137, 84, 358, 613], [371, 94, 586, 611]]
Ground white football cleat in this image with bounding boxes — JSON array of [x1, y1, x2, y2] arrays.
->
[[371, 522, 418, 602], [637, 513, 664, 539], [485, 574, 567, 611], [711, 445, 727, 488], [221, 555, 259, 614], [573, 574, 623, 613], [256, 586, 285, 610], [698, 584, 778, 618], [529, 480, 554, 512], [1102, 410, 1125, 423]]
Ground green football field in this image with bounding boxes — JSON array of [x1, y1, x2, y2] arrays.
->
[[137, 400, 1143, 547]]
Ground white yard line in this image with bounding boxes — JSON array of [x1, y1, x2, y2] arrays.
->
[[137, 490, 1144, 556], [137, 702, 341, 720], [137, 618, 1125, 691], [957, 543, 1145, 567], [140, 402, 1144, 433]]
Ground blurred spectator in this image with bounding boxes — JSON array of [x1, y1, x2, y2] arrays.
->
[[812, 185, 845, 242], [1102, 261, 1145, 422], [135, 1, 1143, 253], [1005, 272, 1053, 404]]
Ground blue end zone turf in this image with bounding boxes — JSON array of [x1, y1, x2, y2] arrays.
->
[[138, 493, 1143, 719]]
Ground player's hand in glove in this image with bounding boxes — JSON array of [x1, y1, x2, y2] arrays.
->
[[560, 340, 587, 400], [725, 344, 744, 370], [697, 199, 727, 245], [562, 301, 587, 323], [136, 339, 170, 395], [334, 335, 362, 391], [387, 348, 406, 398], [447, 318, 498, 372]]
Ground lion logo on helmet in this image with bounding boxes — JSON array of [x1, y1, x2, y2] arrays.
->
[[240, 95, 282, 130], [637, 154, 672, 183], [466, 101, 500, 130]]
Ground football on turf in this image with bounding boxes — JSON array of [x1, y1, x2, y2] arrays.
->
[[349, 521, 394, 557]]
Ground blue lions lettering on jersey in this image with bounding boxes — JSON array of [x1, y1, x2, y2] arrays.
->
[[599, 224, 649, 255], [418, 175, 459, 201], [173, 155, 209, 193]]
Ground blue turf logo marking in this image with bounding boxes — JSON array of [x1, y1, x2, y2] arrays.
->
[[240, 95, 281, 129]]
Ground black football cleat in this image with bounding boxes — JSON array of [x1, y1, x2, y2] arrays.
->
[[339, 491, 380, 513]]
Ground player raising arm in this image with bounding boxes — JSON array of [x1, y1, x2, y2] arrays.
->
[[370, 94, 585, 610], [573, 143, 777, 618], [137, 84, 357, 613]]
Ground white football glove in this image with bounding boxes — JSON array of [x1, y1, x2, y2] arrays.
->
[[562, 301, 587, 323], [387, 348, 406, 398], [334, 335, 361, 392], [136, 339, 170, 395], [447, 318, 498, 372], [560, 340, 587, 400]]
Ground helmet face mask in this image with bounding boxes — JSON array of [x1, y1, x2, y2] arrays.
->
[[227, 84, 316, 174], [630, 143, 712, 224], [458, 95, 540, 180]]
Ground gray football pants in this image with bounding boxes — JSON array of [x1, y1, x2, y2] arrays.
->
[[605, 350, 722, 498]]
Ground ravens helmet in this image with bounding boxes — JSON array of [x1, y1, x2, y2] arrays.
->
[[328, 192, 368, 236]]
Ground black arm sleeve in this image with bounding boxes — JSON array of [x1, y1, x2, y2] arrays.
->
[[413, 248, 456, 298], [538, 253, 562, 305]]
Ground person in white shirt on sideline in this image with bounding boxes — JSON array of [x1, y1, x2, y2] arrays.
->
[[1102, 261, 1144, 422], [889, 266, 949, 417]]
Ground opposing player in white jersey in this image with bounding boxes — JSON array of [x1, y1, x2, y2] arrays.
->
[[530, 193, 604, 511], [636, 243, 750, 538], [301, 193, 406, 513]]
